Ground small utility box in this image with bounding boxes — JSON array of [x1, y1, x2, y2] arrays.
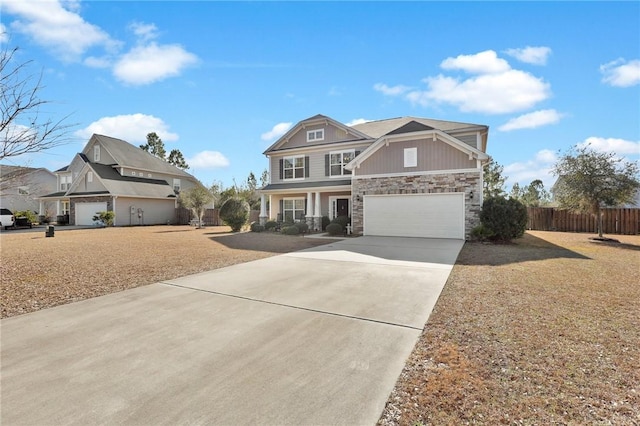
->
[[45, 225, 55, 237]]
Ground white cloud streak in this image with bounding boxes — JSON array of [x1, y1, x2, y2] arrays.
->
[[377, 50, 551, 114], [600, 58, 640, 87], [261, 122, 292, 141], [498, 109, 563, 131], [578, 137, 640, 156], [113, 43, 198, 85], [74, 114, 179, 143], [188, 151, 230, 169], [345, 118, 371, 127], [505, 46, 552, 65]]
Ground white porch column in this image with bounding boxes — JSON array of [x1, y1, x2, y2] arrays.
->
[[259, 194, 267, 225], [56, 200, 61, 216], [306, 192, 313, 228], [314, 191, 321, 231]]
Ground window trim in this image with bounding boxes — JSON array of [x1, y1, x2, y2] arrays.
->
[[306, 129, 324, 142], [329, 149, 355, 177], [404, 147, 418, 168], [87, 172, 93, 183], [282, 197, 305, 222], [282, 155, 306, 181]]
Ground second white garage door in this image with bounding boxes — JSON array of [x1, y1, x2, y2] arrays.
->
[[75, 202, 107, 226], [363, 193, 464, 239]]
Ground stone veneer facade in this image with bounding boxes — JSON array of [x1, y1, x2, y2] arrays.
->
[[69, 196, 113, 225], [351, 172, 481, 240]]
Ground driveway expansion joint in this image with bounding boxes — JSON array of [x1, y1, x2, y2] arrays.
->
[[160, 281, 423, 331]]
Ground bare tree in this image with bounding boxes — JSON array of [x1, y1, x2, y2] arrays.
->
[[1, 43, 74, 161]]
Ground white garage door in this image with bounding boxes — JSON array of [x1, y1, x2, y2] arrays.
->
[[364, 193, 464, 239], [75, 202, 107, 226]]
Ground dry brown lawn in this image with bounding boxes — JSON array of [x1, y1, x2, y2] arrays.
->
[[0, 225, 333, 318], [379, 231, 640, 425]]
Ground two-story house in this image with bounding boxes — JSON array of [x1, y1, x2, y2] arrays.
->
[[0, 165, 57, 215], [259, 114, 489, 239], [39, 134, 201, 226]]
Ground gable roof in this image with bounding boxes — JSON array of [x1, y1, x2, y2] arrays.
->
[[86, 134, 195, 179], [351, 116, 487, 138], [263, 114, 372, 154], [0, 164, 55, 180]]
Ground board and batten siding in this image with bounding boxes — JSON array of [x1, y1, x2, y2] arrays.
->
[[276, 123, 362, 150], [355, 138, 477, 176], [269, 144, 369, 184]]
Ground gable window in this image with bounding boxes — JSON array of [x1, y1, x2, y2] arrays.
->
[[283, 156, 305, 180], [87, 172, 93, 183], [404, 147, 418, 168], [18, 186, 29, 195], [283, 198, 305, 222], [173, 178, 181, 193], [307, 129, 324, 142], [94, 145, 100, 162]]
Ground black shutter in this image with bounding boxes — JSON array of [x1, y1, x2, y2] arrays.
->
[[279, 159, 283, 180], [325, 154, 330, 176], [305, 156, 310, 178]]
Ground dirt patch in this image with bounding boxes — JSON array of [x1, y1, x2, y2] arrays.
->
[[0, 226, 334, 318], [379, 231, 640, 425]]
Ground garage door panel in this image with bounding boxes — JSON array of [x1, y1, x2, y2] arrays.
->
[[364, 194, 464, 239], [75, 202, 107, 226]]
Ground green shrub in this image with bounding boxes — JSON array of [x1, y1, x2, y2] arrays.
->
[[14, 210, 37, 223], [219, 197, 250, 232], [321, 215, 330, 230], [331, 216, 350, 228], [479, 196, 528, 242], [295, 221, 309, 233], [92, 211, 115, 226], [250, 222, 265, 232], [282, 225, 299, 235], [264, 220, 278, 231], [326, 223, 344, 236], [470, 224, 494, 242]]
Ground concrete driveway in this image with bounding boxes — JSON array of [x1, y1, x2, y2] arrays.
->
[[0, 236, 463, 425]]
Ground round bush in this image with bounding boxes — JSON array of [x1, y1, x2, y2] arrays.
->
[[219, 197, 250, 232], [295, 221, 309, 233], [321, 216, 330, 231], [326, 223, 344, 236], [250, 222, 265, 232], [331, 216, 349, 228], [479, 196, 527, 242], [264, 220, 278, 231], [282, 225, 299, 235]]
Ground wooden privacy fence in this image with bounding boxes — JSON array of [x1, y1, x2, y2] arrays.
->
[[175, 207, 260, 226], [526, 207, 640, 235]]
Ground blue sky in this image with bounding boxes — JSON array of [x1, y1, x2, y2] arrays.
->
[[1, 1, 639, 191]]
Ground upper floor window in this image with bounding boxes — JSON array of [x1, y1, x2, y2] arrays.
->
[[329, 150, 354, 177], [60, 175, 72, 191], [404, 147, 417, 168], [307, 129, 324, 142], [18, 186, 29, 195], [94, 145, 100, 162], [173, 178, 181, 193], [283, 156, 305, 180]]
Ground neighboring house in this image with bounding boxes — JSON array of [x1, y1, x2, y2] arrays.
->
[[39, 134, 201, 226], [0, 165, 57, 214], [259, 114, 489, 239]]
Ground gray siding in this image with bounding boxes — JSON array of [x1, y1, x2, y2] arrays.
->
[[85, 140, 116, 165], [115, 197, 177, 226], [356, 138, 476, 176], [277, 123, 362, 150], [269, 144, 369, 185], [77, 171, 107, 193]]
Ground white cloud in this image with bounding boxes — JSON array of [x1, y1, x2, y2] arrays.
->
[[505, 46, 552, 65], [504, 149, 558, 189], [345, 118, 371, 127], [578, 137, 640, 155], [0, 23, 8, 43], [261, 122, 292, 141], [440, 50, 510, 74], [378, 50, 551, 114], [113, 42, 198, 85], [187, 151, 230, 169], [600, 58, 640, 87], [498, 109, 563, 131], [373, 83, 411, 96], [4, 0, 118, 62], [407, 69, 550, 114], [129, 22, 159, 42], [74, 114, 179, 143]]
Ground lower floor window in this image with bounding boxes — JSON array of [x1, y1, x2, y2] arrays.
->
[[61, 201, 70, 215], [283, 199, 305, 222]]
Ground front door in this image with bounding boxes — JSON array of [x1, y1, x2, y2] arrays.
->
[[336, 198, 349, 218]]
